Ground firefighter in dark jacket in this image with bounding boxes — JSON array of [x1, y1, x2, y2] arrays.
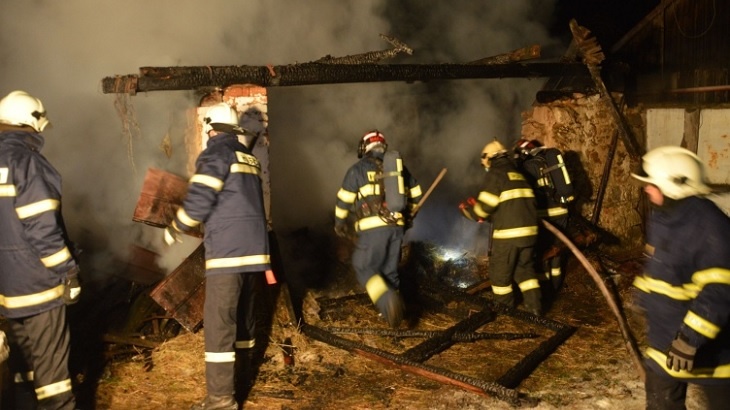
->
[[164, 102, 270, 410], [631, 146, 730, 410], [334, 130, 422, 328], [513, 138, 574, 293], [460, 139, 542, 315], [0, 90, 80, 410]]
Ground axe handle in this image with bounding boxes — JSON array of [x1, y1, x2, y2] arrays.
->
[[412, 168, 447, 218]]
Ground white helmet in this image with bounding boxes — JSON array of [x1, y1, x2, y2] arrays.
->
[[480, 139, 507, 168], [358, 130, 388, 158], [631, 146, 711, 199], [202, 103, 243, 135], [0, 90, 50, 132]]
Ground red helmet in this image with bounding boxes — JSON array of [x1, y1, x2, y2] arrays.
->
[[514, 138, 542, 159], [357, 130, 388, 158]]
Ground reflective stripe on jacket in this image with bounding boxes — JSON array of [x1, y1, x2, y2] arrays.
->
[[468, 156, 538, 245], [0, 130, 76, 318], [173, 133, 271, 275], [334, 152, 422, 232], [634, 196, 730, 384]]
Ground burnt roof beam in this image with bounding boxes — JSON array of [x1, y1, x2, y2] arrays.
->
[[101, 62, 591, 95]]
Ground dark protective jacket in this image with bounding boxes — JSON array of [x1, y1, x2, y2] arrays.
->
[[171, 133, 271, 275], [468, 155, 538, 246], [334, 151, 422, 232], [634, 196, 730, 384], [0, 130, 78, 318], [520, 147, 572, 220]]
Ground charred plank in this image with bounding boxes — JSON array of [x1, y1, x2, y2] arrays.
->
[[102, 62, 590, 94]]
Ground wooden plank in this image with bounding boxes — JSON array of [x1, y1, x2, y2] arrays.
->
[[132, 167, 202, 237], [149, 244, 206, 332]]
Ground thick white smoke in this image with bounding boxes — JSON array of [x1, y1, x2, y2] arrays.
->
[[0, 1, 563, 277]]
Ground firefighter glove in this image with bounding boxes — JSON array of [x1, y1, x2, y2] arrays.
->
[[63, 267, 81, 305], [164, 226, 183, 246], [666, 332, 697, 372], [334, 222, 348, 238], [458, 197, 483, 223]]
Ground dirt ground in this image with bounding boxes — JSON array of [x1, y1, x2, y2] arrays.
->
[[86, 239, 676, 410]]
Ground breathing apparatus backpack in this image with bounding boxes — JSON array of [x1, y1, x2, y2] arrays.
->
[[532, 147, 575, 205], [357, 151, 408, 225]]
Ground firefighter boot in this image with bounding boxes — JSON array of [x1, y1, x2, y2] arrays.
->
[[376, 289, 405, 329], [190, 394, 238, 410]]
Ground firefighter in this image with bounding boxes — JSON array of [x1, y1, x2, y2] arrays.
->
[[513, 138, 574, 293], [631, 146, 730, 409], [0, 90, 80, 409], [459, 139, 541, 315], [164, 102, 271, 410], [334, 130, 422, 328]]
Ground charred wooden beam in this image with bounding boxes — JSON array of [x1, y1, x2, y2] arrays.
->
[[102, 62, 591, 94], [466, 45, 540, 65], [570, 20, 641, 158], [314, 34, 413, 64]]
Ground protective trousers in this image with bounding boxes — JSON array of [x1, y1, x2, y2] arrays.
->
[[352, 226, 403, 291], [204, 272, 257, 397], [489, 240, 541, 312], [645, 366, 730, 410], [6, 305, 75, 410], [539, 214, 568, 290]]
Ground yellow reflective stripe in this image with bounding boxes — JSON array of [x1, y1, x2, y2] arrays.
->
[[235, 339, 256, 349], [474, 203, 489, 219], [35, 378, 72, 400], [355, 215, 404, 231], [359, 184, 381, 197], [205, 351, 236, 363], [14, 371, 33, 383], [645, 347, 730, 378], [206, 254, 271, 270], [500, 188, 534, 202], [693, 267, 730, 286], [546, 207, 569, 217], [551, 267, 562, 277], [189, 174, 224, 191], [335, 206, 349, 219], [366, 274, 388, 303], [396, 158, 405, 194], [410, 184, 422, 198], [337, 188, 357, 204], [0, 184, 17, 197], [15, 199, 59, 219], [633, 275, 693, 300], [478, 191, 499, 207], [507, 172, 526, 181], [685, 310, 721, 339], [492, 284, 513, 295], [0, 285, 64, 309], [230, 163, 260, 176], [492, 226, 538, 239], [41, 247, 71, 268], [518, 278, 540, 292], [176, 208, 201, 228], [537, 177, 549, 187], [557, 154, 572, 184]]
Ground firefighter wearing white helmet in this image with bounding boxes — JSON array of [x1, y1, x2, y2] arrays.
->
[[0, 90, 50, 132], [631, 145, 711, 200], [630, 146, 730, 409], [460, 138, 542, 315], [0, 90, 79, 409], [165, 102, 270, 410], [335, 130, 423, 329]]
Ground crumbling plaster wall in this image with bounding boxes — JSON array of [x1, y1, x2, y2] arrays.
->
[[521, 93, 644, 251]]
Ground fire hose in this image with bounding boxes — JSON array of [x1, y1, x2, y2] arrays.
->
[[541, 219, 646, 382]]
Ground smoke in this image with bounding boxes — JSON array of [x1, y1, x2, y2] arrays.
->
[[0, 1, 563, 277]]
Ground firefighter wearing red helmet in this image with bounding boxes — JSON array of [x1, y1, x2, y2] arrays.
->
[[459, 138, 542, 316], [334, 130, 422, 328], [0, 90, 79, 409], [513, 138, 574, 294]]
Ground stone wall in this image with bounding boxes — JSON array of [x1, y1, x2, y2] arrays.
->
[[521, 94, 645, 252]]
